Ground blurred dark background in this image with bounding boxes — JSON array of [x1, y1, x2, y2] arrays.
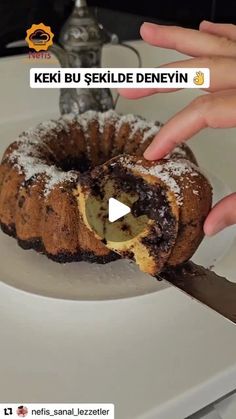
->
[[0, 0, 236, 56]]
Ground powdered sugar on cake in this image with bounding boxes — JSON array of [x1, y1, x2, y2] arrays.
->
[[8, 110, 183, 198], [10, 148, 77, 196], [114, 113, 161, 142], [122, 157, 202, 205], [72, 110, 161, 143], [10, 120, 78, 196]]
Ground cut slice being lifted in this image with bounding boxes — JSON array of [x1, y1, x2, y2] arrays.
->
[[74, 155, 212, 276]]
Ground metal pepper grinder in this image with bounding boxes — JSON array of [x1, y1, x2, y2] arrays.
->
[[51, 0, 114, 115]]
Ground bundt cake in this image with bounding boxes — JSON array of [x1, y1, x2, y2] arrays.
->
[[0, 110, 212, 274]]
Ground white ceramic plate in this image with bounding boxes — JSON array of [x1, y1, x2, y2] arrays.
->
[[1, 51, 236, 419], [0, 170, 234, 301]]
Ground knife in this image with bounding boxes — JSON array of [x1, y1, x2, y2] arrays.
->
[[158, 262, 236, 323]]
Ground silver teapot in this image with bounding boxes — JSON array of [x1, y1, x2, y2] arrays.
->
[[7, 0, 141, 115], [50, 0, 115, 115]]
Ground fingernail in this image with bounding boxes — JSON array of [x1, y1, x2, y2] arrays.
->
[[201, 20, 213, 25], [143, 149, 152, 160], [142, 22, 157, 28], [143, 143, 157, 160]]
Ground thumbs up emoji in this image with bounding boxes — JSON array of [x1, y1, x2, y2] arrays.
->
[[193, 71, 204, 86]]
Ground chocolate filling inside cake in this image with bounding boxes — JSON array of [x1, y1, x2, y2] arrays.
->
[[111, 164, 177, 252], [80, 160, 178, 272]]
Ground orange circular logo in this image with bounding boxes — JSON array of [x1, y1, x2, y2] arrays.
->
[[25, 23, 54, 52]]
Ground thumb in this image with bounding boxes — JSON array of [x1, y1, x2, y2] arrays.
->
[[204, 193, 236, 236]]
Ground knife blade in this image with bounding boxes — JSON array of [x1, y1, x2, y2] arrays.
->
[[158, 262, 236, 323]]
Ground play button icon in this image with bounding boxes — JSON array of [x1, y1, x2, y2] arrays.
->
[[108, 198, 131, 222], [80, 172, 149, 243]]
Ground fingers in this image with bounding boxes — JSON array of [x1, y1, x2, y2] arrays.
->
[[119, 56, 236, 99], [204, 193, 236, 235], [119, 22, 236, 100], [140, 22, 236, 58], [144, 90, 236, 160], [118, 87, 163, 99], [199, 20, 236, 42], [164, 56, 236, 92], [118, 87, 178, 99]]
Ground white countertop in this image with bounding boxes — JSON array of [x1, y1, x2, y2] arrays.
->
[[0, 41, 235, 419]]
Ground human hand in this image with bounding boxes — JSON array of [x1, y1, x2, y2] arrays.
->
[[119, 21, 236, 235]]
